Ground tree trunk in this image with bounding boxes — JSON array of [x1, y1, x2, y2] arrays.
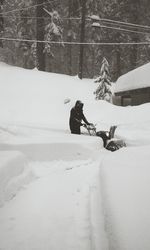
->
[[36, 0, 45, 71], [115, 47, 121, 79], [130, 1, 140, 69], [78, 0, 86, 79], [67, 0, 72, 75], [0, 0, 4, 47]]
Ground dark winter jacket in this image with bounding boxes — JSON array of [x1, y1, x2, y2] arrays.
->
[[69, 100, 89, 134]]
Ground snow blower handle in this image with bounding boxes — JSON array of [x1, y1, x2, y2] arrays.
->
[[83, 123, 97, 136], [81, 123, 87, 128]]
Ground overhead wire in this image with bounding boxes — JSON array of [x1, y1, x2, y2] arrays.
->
[[101, 20, 150, 33], [0, 7, 150, 32], [95, 24, 150, 36], [1, 15, 51, 20], [0, 37, 150, 45], [99, 18, 150, 31], [0, 4, 150, 35], [1, 13, 150, 31], [0, 3, 149, 42], [0, 16, 150, 35], [1, 15, 150, 36], [0, 0, 53, 15]]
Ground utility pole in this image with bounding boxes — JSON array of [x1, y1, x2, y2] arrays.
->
[[36, 0, 45, 71], [78, 0, 86, 79]]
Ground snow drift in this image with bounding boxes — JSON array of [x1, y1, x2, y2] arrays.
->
[[100, 146, 150, 250], [0, 151, 34, 207]]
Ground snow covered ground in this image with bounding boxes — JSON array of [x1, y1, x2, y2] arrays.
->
[[0, 63, 150, 250]]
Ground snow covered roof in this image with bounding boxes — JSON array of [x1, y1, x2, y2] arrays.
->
[[114, 62, 150, 93]]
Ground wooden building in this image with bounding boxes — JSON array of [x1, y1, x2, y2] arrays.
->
[[114, 63, 150, 106]]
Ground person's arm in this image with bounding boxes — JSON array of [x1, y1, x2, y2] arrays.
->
[[81, 112, 90, 125]]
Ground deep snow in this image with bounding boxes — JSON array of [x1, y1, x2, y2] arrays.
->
[[0, 63, 150, 250], [115, 62, 150, 93]]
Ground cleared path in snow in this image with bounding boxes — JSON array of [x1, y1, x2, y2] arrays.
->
[[0, 158, 108, 250], [0, 127, 108, 250]]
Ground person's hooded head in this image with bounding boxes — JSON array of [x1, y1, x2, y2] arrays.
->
[[75, 100, 84, 111]]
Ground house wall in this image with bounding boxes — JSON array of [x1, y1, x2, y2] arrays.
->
[[132, 92, 150, 105], [114, 87, 150, 106], [112, 95, 121, 106]]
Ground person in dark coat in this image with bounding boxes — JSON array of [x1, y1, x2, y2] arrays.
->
[[69, 100, 92, 134]]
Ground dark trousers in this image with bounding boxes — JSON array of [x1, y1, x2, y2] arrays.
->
[[71, 129, 81, 135], [70, 126, 81, 135]]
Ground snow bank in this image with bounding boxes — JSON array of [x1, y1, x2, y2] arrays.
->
[[116, 120, 150, 147], [0, 63, 94, 128], [85, 100, 150, 129], [0, 151, 34, 207], [100, 146, 150, 250], [0, 135, 103, 161], [115, 62, 150, 93]]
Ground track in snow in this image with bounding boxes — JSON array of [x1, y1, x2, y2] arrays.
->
[[0, 158, 108, 250]]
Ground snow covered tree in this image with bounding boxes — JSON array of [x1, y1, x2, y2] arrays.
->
[[94, 57, 112, 101], [44, 10, 63, 57], [34, 4, 63, 71], [2, 0, 35, 67]]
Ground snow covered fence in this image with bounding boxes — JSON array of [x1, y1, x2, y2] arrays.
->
[[0, 151, 34, 207]]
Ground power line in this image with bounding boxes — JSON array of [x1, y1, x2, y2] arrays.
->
[[101, 20, 150, 33], [1, 11, 150, 32], [1, 15, 81, 20], [0, 4, 150, 36], [0, 37, 150, 45], [99, 18, 150, 31], [0, 1, 53, 15], [95, 24, 150, 35], [61, 16, 150, 31], [2, 15, 47, 19], [0, 15, 79, 20], [0, 1, 150, 32], [1, 10, 150, 32], [1, 16, 150, 36]]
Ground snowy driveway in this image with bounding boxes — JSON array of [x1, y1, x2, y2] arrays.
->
[[0, 124, 150, 250], [0, 159, 108, 250], [0, 127, 108, 250]]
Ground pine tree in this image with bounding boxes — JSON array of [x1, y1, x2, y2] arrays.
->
[[2, 0, 35, 67], [2, 0, 24, 65], [44, 10, 63, 56], [94, 57, 112, 101]]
